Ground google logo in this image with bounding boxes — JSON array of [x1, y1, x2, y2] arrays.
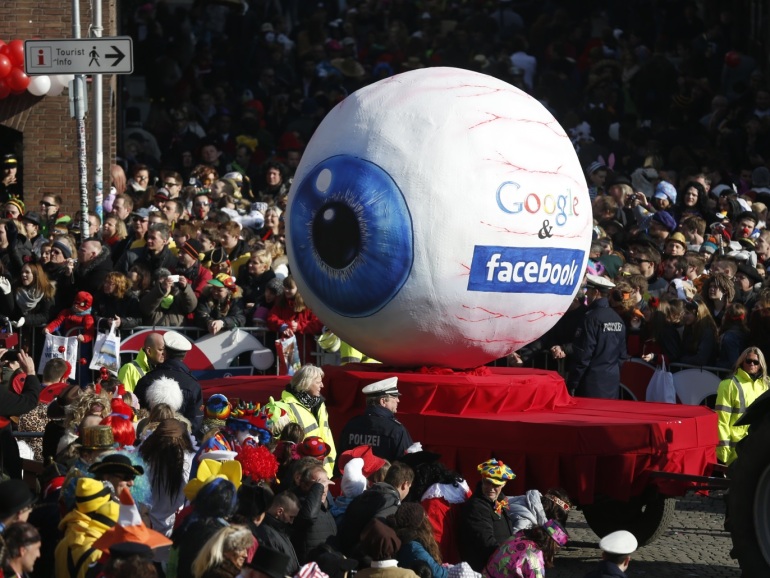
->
[[495, 181, 580, 227]]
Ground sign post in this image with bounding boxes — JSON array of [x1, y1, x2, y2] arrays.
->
[[23, 38, 134, 76], [24, 35, 133, 237]]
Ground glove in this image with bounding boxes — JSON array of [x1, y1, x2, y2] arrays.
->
[[0, 277, 11, 295], [14, 317, 24, 328]]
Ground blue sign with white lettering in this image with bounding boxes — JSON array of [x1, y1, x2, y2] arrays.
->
[[467, 246, 584, 295]]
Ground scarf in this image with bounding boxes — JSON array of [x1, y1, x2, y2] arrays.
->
[[288, 384, 324, 412], [73, 307, 92, 317], [15, 288, 44, 313]]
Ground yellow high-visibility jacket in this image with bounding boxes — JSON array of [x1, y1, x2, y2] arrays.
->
[[715, 368, 769, 464], [281, 389, 336, 476]]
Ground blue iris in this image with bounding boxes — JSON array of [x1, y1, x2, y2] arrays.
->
[[288, 154, 414, 317]]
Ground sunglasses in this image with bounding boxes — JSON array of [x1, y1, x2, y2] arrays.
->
[[194, 202, 210, 207], [163, 182, 179, 187], [40, 201, 56, 208], [745, 358, 760, 366]]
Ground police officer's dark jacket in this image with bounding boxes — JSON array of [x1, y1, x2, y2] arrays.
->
[[337, 405, 413, 463]]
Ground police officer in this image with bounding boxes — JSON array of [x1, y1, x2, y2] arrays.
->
[[583, 530, 637, 578], [337, 377, 413, 466], [566, 274, 628, 399], [134, 331, 203, 438]]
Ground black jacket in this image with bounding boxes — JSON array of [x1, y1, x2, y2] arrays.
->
[[237, 267, 276, 306], [337, 405, 414, 465], [459, 483, 514, 571], [583, 560, 628, 578], [255, 514, 300, 576], [337, 482, 401, 556], [93, 293, 142, 331], [566, 297, 628, 399], [134, 358, 203, 437], [117, 245, 177, 275], [75, 246, 113, 296], [291, 482, 338, 563], [44, 262, 76, 317], [172, 517, 227, 578], [0, 289, 53, 327], [195, 291, 247, 331]]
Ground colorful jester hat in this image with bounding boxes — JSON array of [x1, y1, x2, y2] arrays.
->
[[477, 458, 516, 486], [227, 400, 272, 445], [260, 396, 292, 435]]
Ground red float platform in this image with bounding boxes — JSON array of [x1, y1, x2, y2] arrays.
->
[[201, 365, 717, 505]]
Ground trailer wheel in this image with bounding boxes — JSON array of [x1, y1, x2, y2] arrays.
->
[[728, 415, 770, 577], [582, 491, 675, 546]]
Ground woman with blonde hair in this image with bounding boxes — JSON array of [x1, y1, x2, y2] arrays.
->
[[278, 364, 336, 476], [716, 347, 770, 465], [191, 525, 254, 578]]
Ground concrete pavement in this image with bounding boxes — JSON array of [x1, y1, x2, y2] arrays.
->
[[550, 492, 740, 577]]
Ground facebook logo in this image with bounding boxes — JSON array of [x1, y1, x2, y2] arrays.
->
[[467, 246, 584, 295]]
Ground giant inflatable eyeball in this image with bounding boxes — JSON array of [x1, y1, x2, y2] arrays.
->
[[287, 67, 591, 368]]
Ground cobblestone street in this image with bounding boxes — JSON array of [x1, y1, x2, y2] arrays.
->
[[551, 492, 741, 577]]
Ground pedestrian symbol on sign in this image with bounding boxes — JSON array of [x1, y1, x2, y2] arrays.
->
[[89, 47, 99, 66]]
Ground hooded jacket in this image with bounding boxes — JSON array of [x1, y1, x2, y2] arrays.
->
[[337, 482, 402, 556], [55, 507, 117, 578]]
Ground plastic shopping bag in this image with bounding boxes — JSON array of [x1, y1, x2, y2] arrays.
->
[[39, 334, 78, 380], [90, 321, 121, 375], [276, 335, 301, 376], [645, 357, 676, 403]]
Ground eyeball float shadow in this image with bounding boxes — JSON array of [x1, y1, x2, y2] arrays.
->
[[286, 67, 592, 368]]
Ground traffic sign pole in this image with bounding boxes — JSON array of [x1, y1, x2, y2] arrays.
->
[[92, 0, 104, 227], [71, 0, 89, 239]]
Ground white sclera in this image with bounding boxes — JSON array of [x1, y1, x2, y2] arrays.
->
[[287, 67, 592, 368]]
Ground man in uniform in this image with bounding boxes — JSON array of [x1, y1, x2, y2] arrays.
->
[[134, 331, 203, 437], [336, 377, 413, 466], [566, 274, 628, 399], [583, 530, 637, 578]]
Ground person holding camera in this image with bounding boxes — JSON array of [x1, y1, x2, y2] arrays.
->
[[0, 349, 41, 479], [140, 268, 198, 327]]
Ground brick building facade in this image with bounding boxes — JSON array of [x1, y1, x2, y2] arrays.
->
[[0, 0, 118, 217]]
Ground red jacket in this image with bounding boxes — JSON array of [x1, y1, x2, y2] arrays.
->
[[267, 299, 323, 335], [45, 310, 96, 343]]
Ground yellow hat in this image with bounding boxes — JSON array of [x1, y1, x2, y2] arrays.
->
[[184, 459, 242, 502], [75, 478, 113, 514]]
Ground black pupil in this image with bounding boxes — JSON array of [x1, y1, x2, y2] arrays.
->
[[313, 202, 360, 269]]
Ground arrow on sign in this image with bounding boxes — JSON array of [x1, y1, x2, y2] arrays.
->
[[105, 46, 125, 67]]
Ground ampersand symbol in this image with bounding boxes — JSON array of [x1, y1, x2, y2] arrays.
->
[[538, 219, 553, 239]]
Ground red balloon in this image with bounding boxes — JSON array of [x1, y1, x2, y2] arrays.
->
[[0, 78, 9, 99], [0, 40, 6, 52], [6, 68, 30, 92], [725, 51, 741, 69], [0, 55, 10, 79], [7, 40, 24, 68]]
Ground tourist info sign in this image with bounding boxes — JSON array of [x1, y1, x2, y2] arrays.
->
[[24, 37, 133, 75]]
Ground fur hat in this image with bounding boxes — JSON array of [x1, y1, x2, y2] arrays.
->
[[145, 376, 183, 411]]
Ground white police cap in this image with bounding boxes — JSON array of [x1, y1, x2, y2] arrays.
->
[[362, 377, 400, 397], [586, 273, 616, 290], [599, 530, 638, 556], [164, 330, 192, 352]]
